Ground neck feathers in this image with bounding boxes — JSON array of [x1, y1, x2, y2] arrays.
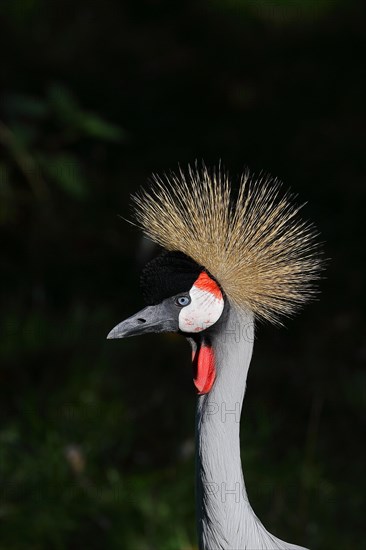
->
[[194, 305, 307, 550]]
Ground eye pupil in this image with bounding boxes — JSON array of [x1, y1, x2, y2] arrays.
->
[[176, 296, 190, 306]]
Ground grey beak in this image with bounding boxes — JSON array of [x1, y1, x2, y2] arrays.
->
[[107, 304, 177, 339]]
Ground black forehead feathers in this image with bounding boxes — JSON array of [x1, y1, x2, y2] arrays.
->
[[140, 251, 203, 305]]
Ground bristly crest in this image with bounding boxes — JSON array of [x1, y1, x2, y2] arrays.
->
[[131, 164, 323, 324]]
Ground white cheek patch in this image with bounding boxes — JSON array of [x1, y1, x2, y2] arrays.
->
[[178, 286, 224, 333]]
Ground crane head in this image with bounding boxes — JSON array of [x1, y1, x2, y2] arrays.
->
[[107, 251, 225, 339], [107, 164, 324, 393], [107, 251, 226, 394]]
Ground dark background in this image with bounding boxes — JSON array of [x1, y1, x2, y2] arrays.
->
[[0, 1, 365, 549]]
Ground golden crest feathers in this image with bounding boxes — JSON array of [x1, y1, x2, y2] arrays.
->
[[131, 164, 323, 324]]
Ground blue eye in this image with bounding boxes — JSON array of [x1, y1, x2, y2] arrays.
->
[[176, 295, 191, 307]]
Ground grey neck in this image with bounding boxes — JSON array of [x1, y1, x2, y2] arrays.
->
[[194, 305, 307, 550]]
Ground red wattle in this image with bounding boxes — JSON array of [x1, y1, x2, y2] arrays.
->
[[192, 344, 216, 395]]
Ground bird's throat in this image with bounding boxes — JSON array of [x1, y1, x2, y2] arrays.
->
[[192, 342, 216, 395], [194, 308, 306, 549], [195, 307, 255, 549]]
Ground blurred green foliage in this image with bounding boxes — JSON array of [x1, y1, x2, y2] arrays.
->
[[0, 1, 365, 549]]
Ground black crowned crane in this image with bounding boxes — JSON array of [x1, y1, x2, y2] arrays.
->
[[107, 165, 323, 550]]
